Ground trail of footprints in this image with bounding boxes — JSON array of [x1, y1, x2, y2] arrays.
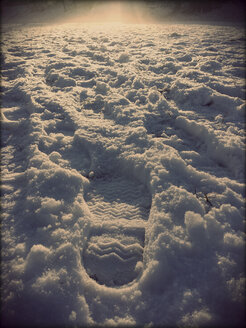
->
[[37, 85, 152, 287], [39, 56, 153, 287]]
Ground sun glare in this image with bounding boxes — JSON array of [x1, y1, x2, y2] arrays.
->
[[67, 1, 155, 25], [90, 1, 125, 23]]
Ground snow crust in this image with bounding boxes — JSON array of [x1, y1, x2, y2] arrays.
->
[[1, 20, 245, 328]]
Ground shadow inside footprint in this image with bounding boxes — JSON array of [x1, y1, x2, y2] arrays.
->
[[84, 230, 145, 287], [83, 173, 151, 287]]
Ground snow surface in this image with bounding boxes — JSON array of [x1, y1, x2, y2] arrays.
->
[[1, 16, 246, 328]]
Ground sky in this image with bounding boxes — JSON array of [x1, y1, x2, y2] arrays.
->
[[1, 0, 245, 25]]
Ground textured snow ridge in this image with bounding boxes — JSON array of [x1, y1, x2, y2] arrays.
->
[[84, 173, 151, 286]]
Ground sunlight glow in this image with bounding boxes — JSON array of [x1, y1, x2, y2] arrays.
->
[[68, 1, 156, 25]]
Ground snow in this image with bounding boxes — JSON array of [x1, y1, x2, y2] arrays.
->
[[1, 2, 246, 327]]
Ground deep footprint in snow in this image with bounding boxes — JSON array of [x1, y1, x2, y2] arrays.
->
[[83, 173, 151, 287]]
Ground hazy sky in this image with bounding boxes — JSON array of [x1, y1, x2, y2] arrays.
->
[[1, 0, 245, 24]]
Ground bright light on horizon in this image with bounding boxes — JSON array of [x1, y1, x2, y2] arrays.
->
[[65, 1, 157, 25]]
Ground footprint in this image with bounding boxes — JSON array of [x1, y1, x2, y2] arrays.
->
[[84, 229, 145, 287], [83, 171, 151, 287]]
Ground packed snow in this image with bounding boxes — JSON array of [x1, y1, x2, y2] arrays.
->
[[1, 2, 246, 327]]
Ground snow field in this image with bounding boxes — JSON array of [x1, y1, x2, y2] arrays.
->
[[1, 22, 245, 327]]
